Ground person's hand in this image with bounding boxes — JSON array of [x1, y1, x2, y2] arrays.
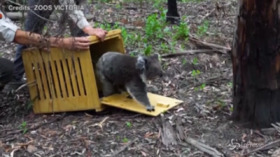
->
[[62, 37, 91, 50], [83, 26, 107, 41]]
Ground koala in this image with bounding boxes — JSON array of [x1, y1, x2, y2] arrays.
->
[[96, 52, 163, 112]]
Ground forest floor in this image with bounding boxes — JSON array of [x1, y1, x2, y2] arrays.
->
[[1, 0, 280, 156]]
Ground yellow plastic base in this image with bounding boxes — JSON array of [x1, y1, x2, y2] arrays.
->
[[101, 92, 183, 116]]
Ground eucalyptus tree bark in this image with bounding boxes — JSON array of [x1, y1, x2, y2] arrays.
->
[[232, 0, 280, 128]]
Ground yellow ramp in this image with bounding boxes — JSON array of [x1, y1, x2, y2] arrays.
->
[[101, 93, 183, 116]]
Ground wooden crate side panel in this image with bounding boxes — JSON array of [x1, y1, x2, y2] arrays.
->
[[23, 48, 101, 113], [22, 50, 42, 101], [77, 49, 103, 111]]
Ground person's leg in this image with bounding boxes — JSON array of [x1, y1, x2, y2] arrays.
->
[[0, 58, 14, 91], [166, 0, 180, 24], [12, 0, 54, 82]]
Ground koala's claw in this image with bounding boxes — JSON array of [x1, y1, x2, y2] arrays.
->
[[146, 106, 155, 112]]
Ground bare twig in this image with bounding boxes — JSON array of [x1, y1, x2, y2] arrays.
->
[[199, 8, 215, 23], [271, 123, 280, 133], [189, 36, 231, 53], [185, 137, 224, 157], [110, 138, 138, 157], [15, 81, 36, 93], [245, 139, 280, 155], [89, 117, 109, 130], [161, 49, 217, 58]]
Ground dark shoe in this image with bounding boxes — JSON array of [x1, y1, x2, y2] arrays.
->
[[166, 16, 180, 25]]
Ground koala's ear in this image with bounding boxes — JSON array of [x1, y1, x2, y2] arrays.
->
[[136, 56, 146, 72]]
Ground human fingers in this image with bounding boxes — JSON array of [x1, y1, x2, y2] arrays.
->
[[96, 31, 107, 41], [73, 37, 91, 49], [74, 37, 91, 43], [74, 41, 90, 50], [63, 38, 88, 50]]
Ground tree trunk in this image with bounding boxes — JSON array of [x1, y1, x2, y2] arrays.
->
[[232, 0, 280, 128]]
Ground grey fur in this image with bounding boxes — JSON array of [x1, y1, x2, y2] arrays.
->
[[96, 52, 163, 112]]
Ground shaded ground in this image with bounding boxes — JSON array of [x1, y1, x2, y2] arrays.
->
[[1, 0, 280, 156]]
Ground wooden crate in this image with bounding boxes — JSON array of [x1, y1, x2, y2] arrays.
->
[[22, 29, 183, 116], [22, 29, 125, 113]]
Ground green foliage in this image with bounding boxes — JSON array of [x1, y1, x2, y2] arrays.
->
[[122, 137, 129, 143], [200, 83, 206, 90], [194, 83, 206, 91], [182, 0, 203, 2], [192, 57, 198, 65], [116, 3, 121, 9], [158, 9, 167, 23], [43, 26, 48, 34], [191, 70, 201, 77], [126, 122, 132, 128], [160, 42, 169, 53], [174, 17, 189, 40], [144, 44, 152, 56], [19, 121, 28, 134], [163, 27, 172, 35], [182, 58, 187, 65], [145, 14, 162, 39], [216, 99, 226, 108], [229, 105, 234, 112], [152, 0, 166, 9], [227, 82, 233, 88], [197, 20, 209, 36], [120, 27, 137, 45], [97, 0, 112, 2], [170, 40, 177, 54]]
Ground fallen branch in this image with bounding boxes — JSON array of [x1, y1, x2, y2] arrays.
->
[[189, 36, 231, 53], [110, 138, 138, 157], [245, 139, 280, 156], [89, 117, 109, 130], [161, 49, 217, 58], [199, 8, 215, 23], [185, 137, 224, 157]]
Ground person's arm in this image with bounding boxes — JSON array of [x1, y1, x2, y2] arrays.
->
[[0, 11, 90, 50], [0, 11, 18, 42], [14, 30, 90, 50], [58, 0, 107, 40]]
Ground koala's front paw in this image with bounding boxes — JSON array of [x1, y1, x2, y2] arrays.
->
[[146, 106, 155, 112]]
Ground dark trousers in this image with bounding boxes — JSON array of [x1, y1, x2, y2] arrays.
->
[[166, 0, 180, 24], [13, 0, 86, 81], [0, 58, 14, 90]]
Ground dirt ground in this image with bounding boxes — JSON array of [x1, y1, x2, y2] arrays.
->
[[1, 0, 280, 156]]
